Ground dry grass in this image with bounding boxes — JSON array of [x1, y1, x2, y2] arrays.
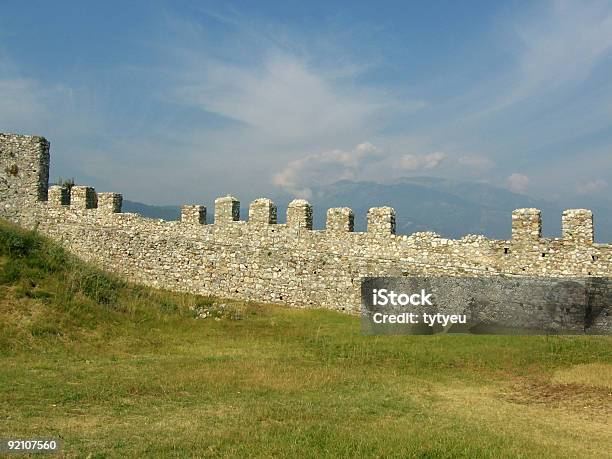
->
[[438, 383, 611, 458], [552, 363, 612, 390]]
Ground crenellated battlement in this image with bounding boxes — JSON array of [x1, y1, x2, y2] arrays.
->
[[98, 192, 123, 214], [215, 195, 240, 224], [48, 185, 70, 206], [249, 198, 277, 225], [286, 199, 313, 230], [326, 207, 355, 233], [368, 207, 396, 235], [181, 204, 206, 225], [511, 208, 541, 241], [562, 209, 594, 244], [70, 186, 97, 209], [0, 133, 610, 327]]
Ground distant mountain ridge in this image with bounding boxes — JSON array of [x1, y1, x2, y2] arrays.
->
[[122, 200, 181, 221], [273, 178, 555, 240], [123, 177, 612, 243]]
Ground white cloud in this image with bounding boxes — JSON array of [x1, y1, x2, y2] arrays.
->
[[273, 144, 455, 197], [576, 178, 608, 195], [507, 173, 529, 193], [273, 142, 384, 197], [0, 50, 100, 138], [172, 51, 423, 147], [397, 152, 446, 171]]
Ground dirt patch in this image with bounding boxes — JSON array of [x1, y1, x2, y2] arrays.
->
[[498, 364, 612, 420]]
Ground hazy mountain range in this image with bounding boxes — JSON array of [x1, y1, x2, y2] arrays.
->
[[122, 200, 181, 221], [123, 177, 612, 242]]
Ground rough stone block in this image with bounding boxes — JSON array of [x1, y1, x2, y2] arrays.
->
[[249, 198, 277, 224], [287, 199, 313, 230], [48, 185, 70, 206], [71, 186, 96, 209], [0, 134, 50, 223], [367, 207, 396, 235], [181, 204, 206, 224], [326, 207, 354, 232], [97, 192, 122, 213], [215, 195, 240, 223], [562, 209, 593, 244], [511, 208, 541, 241]]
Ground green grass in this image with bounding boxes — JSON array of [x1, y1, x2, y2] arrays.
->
[[0, 220, 610, 458]]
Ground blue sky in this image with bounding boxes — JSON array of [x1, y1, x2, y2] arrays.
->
[[1, 0, 611, 205]]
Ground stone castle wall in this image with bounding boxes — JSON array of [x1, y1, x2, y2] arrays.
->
[[0, 134, 49, 223], [1, 133, 611, 321]]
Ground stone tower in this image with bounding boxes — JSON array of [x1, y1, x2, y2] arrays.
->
[[0, 133, 50, 224]]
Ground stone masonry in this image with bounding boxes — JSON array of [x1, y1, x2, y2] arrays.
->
[[0, 134, 49, 221], [0, 133, 610, 326]]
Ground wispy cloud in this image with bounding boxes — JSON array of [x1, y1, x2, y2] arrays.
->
[[0, 78, 48, 126], [174, 53, 375, 142], [576, 178, 608, 195], [492, 0, 612, 109], [507, 173, 529, 194], [0, 52, 53, 130], [170, 49, 425, 150], [398, 152, 446, 171]]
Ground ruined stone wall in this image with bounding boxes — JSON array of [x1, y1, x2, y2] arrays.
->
[[0, 134, 49, 223], [1, 133, 611, 325]]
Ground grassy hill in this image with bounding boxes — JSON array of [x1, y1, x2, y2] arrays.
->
[[0, 220, 610, 458]]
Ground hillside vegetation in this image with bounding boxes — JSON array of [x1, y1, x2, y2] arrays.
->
[[0, 220, 610, 458]]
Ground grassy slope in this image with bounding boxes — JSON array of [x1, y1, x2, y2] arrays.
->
[[0, 221, 610, 458]]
